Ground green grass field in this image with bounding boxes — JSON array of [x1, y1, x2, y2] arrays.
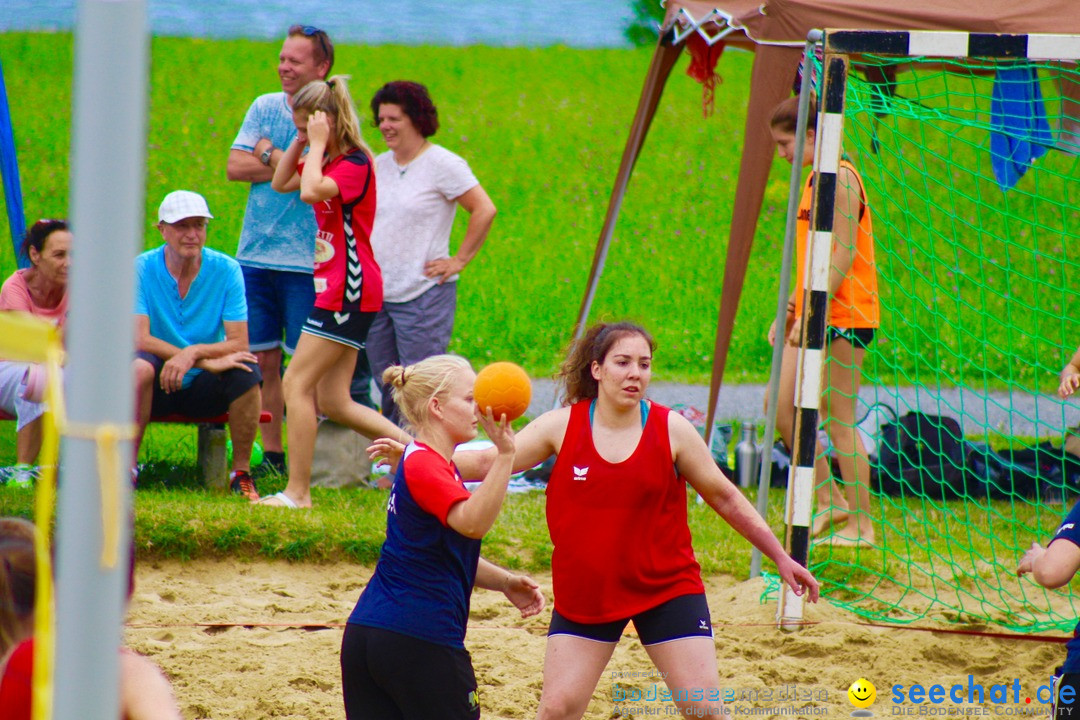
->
[[3, 34, 1076, 391]]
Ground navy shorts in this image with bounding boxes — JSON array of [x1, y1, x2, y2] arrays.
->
[[302, 308, 377, 351], [137, 351, 262, 418], [827, 326, 876, 350], [241, 266, 315, 355], [548, 593, 713, 645], [341, 624, 479, 720]]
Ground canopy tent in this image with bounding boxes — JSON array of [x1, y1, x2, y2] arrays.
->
[[574, 0, 1080, 434]]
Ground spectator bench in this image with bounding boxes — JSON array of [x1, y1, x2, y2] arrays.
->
[[0, 409, 272, 489]]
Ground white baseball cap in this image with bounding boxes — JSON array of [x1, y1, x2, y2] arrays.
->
[[158, 190, 214, 224]]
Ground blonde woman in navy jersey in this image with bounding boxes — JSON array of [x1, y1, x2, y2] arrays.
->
[[371, 322, 819, 720], [346, 354, 544, 720]]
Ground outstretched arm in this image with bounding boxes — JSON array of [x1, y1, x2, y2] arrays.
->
[[670, 413, 820, 602], [1018, 540, 1080, 589], [1060, 346, 1080, 398], [452, 407, 566, 480], [475, 557, 545, 618]]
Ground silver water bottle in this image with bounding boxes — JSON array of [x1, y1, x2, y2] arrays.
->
[[734, 421, 759, 489]]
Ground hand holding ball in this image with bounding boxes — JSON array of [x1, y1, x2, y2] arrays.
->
[[474, 362, 532, 421]]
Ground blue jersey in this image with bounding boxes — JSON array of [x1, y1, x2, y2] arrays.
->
[[231, 92, 316, 273], [1051, 501, 1080, 671], [349, 442, 480, 648], [134, 246, 247, 388]]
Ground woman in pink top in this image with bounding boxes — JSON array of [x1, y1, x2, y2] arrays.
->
[[0, 219, 70, 481]]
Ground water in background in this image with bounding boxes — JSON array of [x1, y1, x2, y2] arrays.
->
[[1, 0, 641, 48]]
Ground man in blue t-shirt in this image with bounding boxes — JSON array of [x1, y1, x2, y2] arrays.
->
[[225, 24, 336, 475], [132, 190, 263, 500]]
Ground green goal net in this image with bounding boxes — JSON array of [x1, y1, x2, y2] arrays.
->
[[805, 34, 1080, 633]]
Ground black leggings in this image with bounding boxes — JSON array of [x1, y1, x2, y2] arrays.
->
[[341, 624, 480, 720]]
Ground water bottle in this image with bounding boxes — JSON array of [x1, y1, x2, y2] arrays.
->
[[735, 422, 759, 489]]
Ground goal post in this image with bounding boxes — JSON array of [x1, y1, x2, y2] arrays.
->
[[779, 29, 1080, 632]]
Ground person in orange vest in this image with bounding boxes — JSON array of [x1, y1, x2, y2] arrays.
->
[[767, 94, 881, 547]]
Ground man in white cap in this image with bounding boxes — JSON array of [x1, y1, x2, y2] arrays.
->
[[131, 190, 263, 500], [225, 24, 335, 476]]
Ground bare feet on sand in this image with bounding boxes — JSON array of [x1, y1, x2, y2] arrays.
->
[[823, 526, 875, 547], [811, 507, 850, 537]]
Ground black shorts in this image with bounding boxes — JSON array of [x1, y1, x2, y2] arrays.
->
[[548, 593, 713, 646], [827, 326, 876, 350], [301, 307, 376, 350], [137, 351, 262, 418], [341, 624, 480, 720]]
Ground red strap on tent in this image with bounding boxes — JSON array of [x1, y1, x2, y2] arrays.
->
[[686, 33, 725, 117]]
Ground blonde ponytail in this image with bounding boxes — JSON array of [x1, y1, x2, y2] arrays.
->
[[293, 75, 374, 158]]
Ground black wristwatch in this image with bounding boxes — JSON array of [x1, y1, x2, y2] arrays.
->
[[259, 147, 273, 166]]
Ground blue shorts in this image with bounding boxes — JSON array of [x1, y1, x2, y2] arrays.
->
[[548, 593, 713, 645], [241, 266, 315, 355]]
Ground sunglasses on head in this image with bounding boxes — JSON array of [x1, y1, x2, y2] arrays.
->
[[30, 219, 65, 233], [290, 24, 329, 59]]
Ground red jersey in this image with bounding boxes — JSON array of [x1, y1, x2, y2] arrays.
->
[[300, 149, 383, 313], [0, 638, 32, 720], [546, 401, 704, 623]]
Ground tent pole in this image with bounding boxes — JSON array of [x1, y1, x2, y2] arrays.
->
[[53, 1, 147, 718], [556, 32, 683, 408], [751, 35, 819, 580]]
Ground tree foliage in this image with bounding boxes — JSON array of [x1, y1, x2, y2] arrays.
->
[[623, 0, 666, 47]]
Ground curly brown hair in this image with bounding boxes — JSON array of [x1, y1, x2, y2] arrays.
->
[[558, 322, 655, 405], [370, 81, 440, 138]]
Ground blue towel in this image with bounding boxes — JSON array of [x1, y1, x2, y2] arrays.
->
[[990, 66, 1053, 192]]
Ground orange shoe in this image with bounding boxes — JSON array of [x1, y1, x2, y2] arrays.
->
[[229, 470, 260, 502]]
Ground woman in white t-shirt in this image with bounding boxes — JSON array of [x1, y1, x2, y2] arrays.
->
[[365, 81, 497, 426]]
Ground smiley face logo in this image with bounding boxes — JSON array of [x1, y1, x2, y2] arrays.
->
[[848, 678, 876, 709]]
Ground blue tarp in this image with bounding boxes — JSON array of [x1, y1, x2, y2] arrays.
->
[[0, 57, 26, 268]]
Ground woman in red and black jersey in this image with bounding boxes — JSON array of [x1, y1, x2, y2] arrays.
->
[[266, 75, 407, 508]]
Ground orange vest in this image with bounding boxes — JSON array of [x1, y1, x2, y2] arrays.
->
[[794, 159, 879, 329]]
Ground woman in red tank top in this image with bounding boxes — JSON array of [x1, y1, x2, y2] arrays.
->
[[378, 321, 820, 719]]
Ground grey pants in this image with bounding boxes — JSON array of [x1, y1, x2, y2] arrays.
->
[[364, 282, 457, 427]]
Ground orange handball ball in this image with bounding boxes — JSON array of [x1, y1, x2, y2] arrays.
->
[[474, 362, 532, 421]]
